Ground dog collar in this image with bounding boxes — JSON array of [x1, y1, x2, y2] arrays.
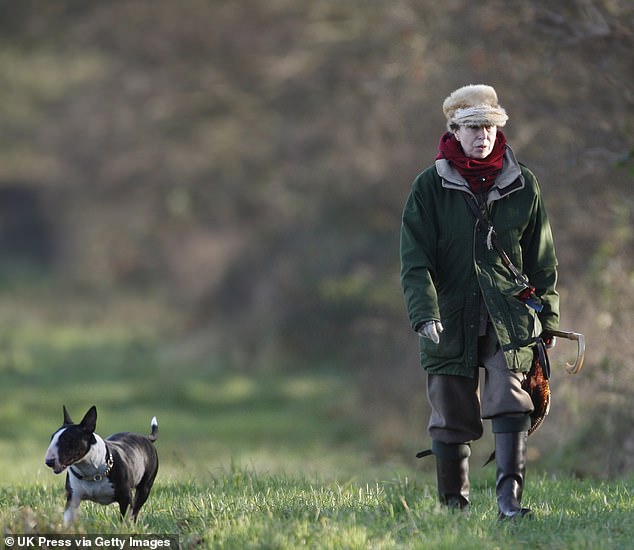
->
[[70, 449, 114, 481]]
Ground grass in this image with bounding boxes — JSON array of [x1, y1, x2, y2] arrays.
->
[[1, 287, 633, 548], [3, 472, 634, 549]]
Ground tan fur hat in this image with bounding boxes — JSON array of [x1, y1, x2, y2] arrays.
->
[[442, 84, 508, 130]]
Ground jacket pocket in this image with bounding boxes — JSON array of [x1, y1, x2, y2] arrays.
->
[[419, 296, 465, 359], [504, 295, 535, 346]]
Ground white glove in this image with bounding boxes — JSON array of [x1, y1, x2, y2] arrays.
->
[[418, 320, 444, 344]]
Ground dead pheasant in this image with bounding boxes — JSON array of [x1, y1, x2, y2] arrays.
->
[[523, 343, 551, 436], [483, 342, 551, 466]]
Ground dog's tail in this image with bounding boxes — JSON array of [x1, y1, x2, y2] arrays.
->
[[149, 416, 158, 442]]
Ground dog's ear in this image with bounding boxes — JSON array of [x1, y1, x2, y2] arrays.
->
[[63, 405, 74, 426], [79, 406, 97, 433]]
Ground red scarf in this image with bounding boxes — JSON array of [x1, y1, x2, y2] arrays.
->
[[436, 131, 507, 194]]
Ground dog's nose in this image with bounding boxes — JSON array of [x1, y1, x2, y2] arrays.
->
[[45, 458, 56, 468]]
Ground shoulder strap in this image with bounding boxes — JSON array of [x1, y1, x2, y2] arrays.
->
[[461, 193, 543, 313], [462, 193, 497, 248]]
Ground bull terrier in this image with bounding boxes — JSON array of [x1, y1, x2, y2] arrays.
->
[[44, 405, 159, 525]]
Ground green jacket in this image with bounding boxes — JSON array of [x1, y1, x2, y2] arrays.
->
[[400, 146, 559, 376]]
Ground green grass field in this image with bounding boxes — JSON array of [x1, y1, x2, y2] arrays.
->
[[1, 290, 633, 549], [3, 471, 634, 549]]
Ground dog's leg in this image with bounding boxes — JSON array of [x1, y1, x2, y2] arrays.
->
[[63, 479, 81, 526], [64, 474, 81, 527], [63, 504, 79, 527], [117, 493, 132, 520], [131, 478, 155, 520]]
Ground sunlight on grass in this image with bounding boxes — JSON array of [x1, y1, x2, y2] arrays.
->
[[182, 375, 257, 406], [0, 288, 372, 486]]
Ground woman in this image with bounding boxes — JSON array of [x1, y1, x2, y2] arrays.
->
[[400, 84, 559, 518]]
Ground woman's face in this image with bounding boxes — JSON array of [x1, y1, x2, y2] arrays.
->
[[453, 125, 497, 159]]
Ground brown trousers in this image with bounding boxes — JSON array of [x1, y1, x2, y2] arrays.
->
[[426, 331, 534, 444]]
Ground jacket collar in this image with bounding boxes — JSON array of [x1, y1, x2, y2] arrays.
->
[[435, 145, 525, 203]]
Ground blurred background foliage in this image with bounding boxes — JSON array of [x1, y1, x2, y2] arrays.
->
[[0, 0, 633, 478]]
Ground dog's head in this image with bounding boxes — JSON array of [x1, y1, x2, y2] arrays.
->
[[45, 406, 98, 474]]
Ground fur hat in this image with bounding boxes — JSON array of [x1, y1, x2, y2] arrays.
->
[[442, 84, 508, 130]]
